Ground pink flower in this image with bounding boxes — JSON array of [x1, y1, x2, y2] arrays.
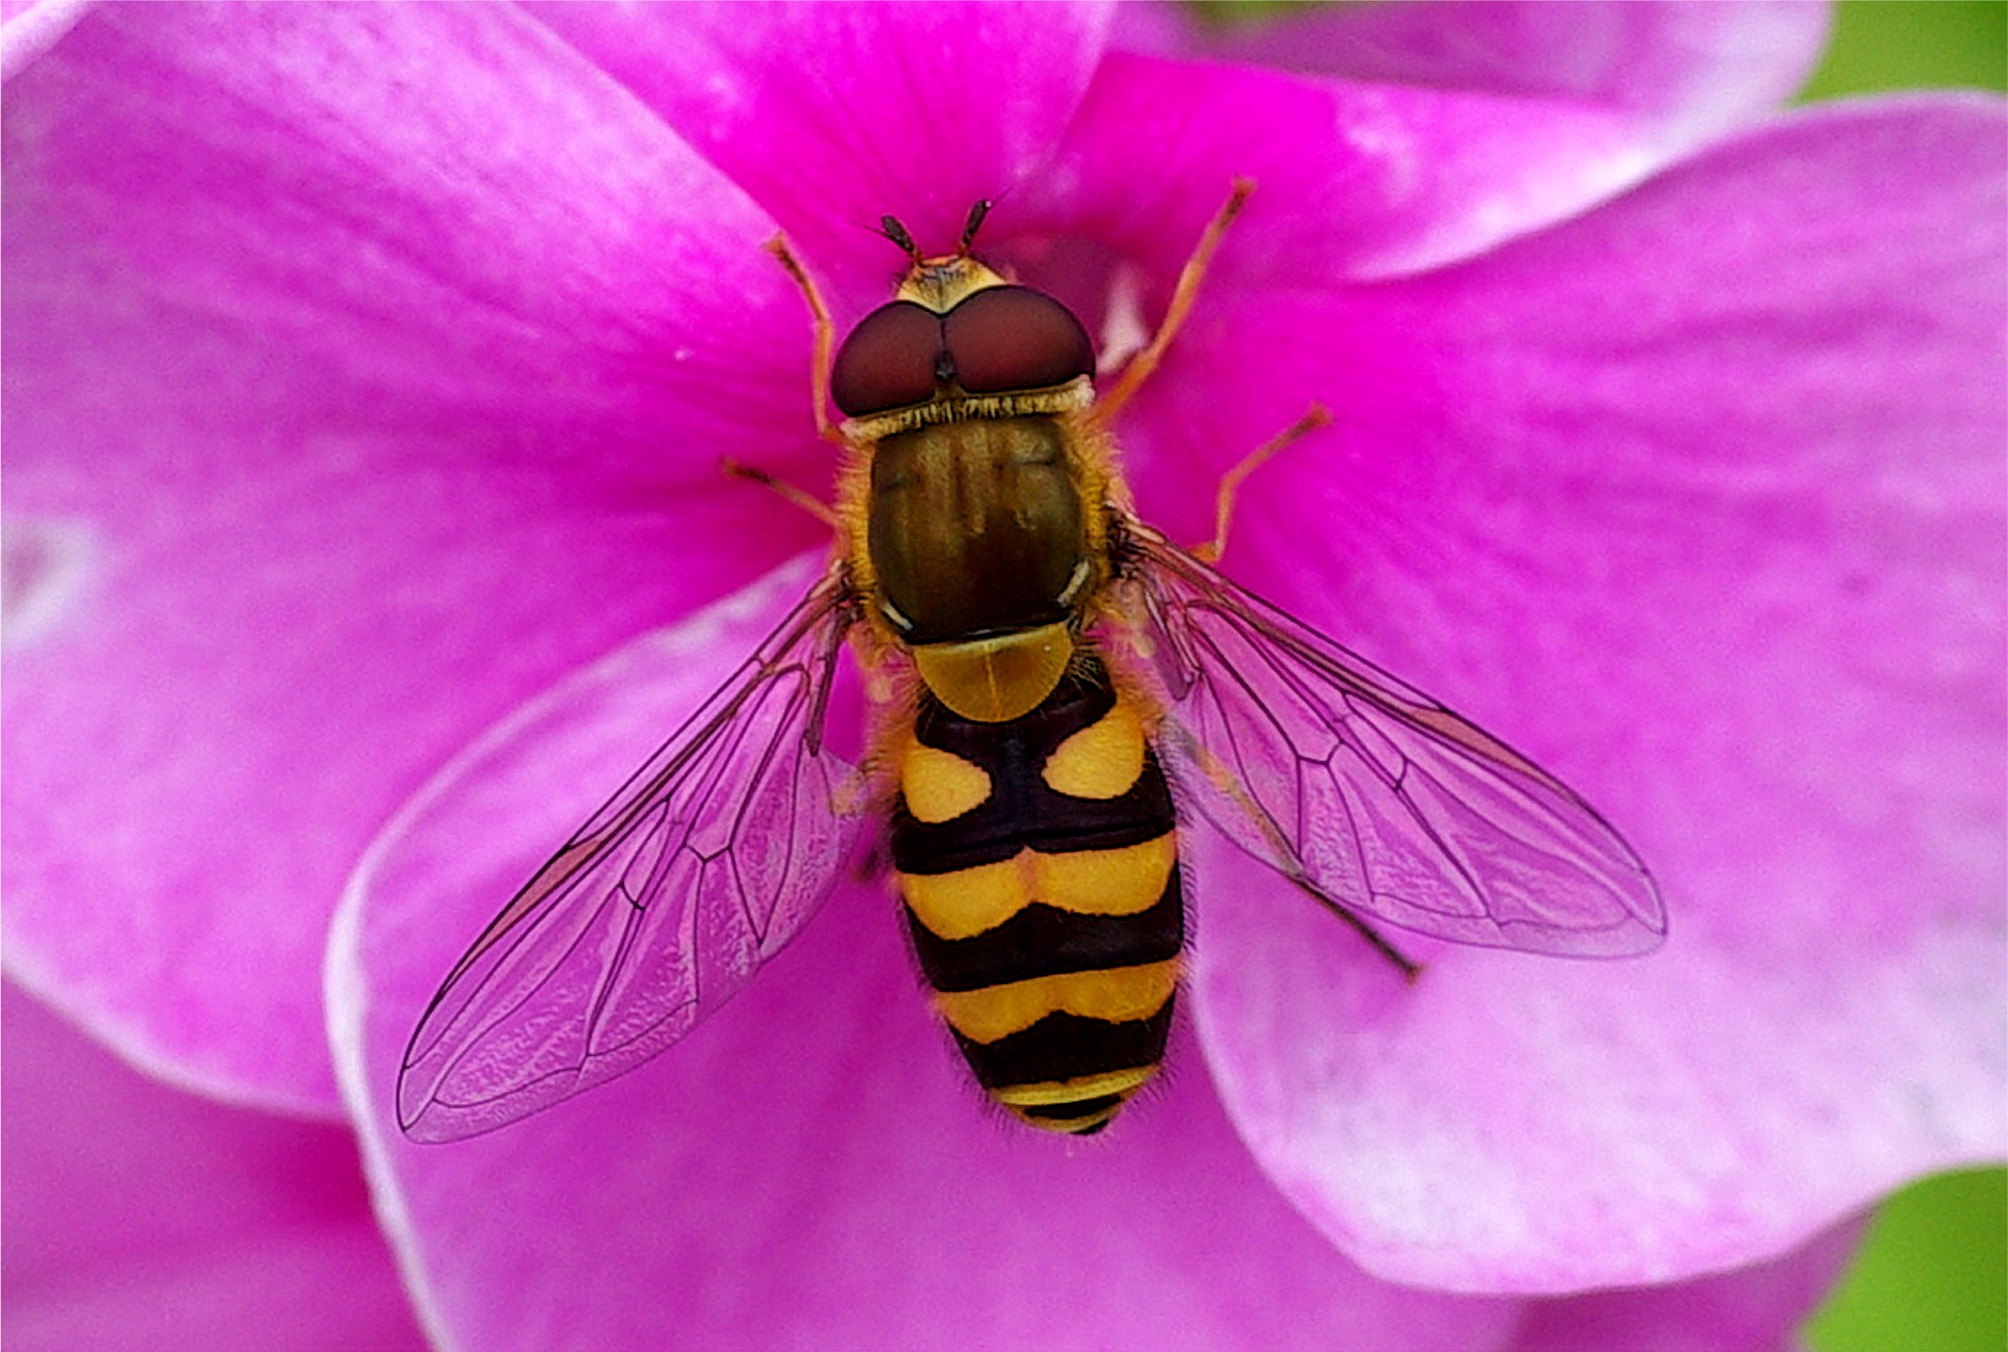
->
[[4, 3, 2000, 1347], [0, 986, 429, 1350]]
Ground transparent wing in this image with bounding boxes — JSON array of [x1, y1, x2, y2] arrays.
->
[[399, 568, 865, 1141], [1117, 522, 1664, 957]]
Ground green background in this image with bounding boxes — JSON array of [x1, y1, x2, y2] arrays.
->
[[1807, 1168, 2007, 1352], [1789, 5, 2003, 1351]]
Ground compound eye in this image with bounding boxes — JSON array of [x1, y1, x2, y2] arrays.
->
[[832, 301, 944, 416], [942, 286, 1095, 396]]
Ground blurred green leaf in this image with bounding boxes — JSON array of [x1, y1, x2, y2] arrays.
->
[[1800, 0, 2007, 100], [1805, 1169, 2008, 1352]]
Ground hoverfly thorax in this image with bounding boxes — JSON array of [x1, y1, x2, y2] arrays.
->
[[833, 214, 1103, 724]]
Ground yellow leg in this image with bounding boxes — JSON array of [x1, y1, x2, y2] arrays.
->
[[719, 457, 840, 529], [765, 234, 848, 447], [1191, 404, 1332, 564], [1093, 178, 1254, 427]]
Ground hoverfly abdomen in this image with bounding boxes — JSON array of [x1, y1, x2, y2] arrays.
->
[[891, 657, 1184, 1135]]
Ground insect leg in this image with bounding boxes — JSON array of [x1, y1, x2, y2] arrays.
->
[[1093, 177, 1254, 426], [765, 234, 849, 446], [1191, 404, 1332, 564], [1287, 877, 1424, 982], [719, 458, 841, 529]]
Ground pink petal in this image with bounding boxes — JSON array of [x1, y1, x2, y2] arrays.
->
[[330, 582, 1519, 1345], [0, 0, 90, 80], [1122, 1, 1825, 140], [1, 517, 90, 651], [333, 571, 1868, 1344], [1512, 1216, 1865, 1352], [2, 4, 826, 1110], [1061, 0, 1827, 284], [1169, 99, 2006, 1287], [0, 984, 426, 1352], [528, 0, 1115, 309]]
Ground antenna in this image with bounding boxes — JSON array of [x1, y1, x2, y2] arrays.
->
[[957, 200, 993, 256], [877, 215, 922, 266]]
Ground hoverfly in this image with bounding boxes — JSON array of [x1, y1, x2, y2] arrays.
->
[[398, 183, 1665, 1142]]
